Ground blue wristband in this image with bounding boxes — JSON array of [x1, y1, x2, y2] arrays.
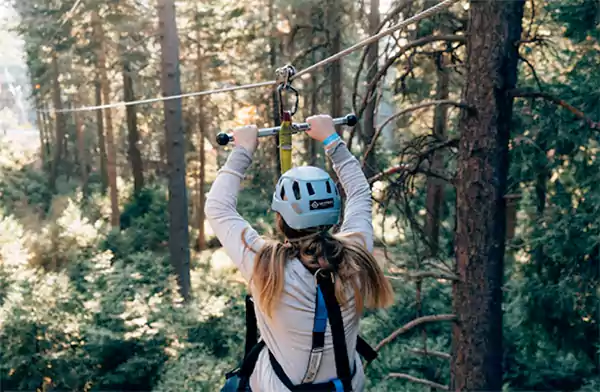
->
[[323, 133, 340, 146]]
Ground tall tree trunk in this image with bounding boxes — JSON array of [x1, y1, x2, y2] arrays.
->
[[308, 57, 321, 167], [269, 0, 282, 177], [451, 1, 524, 390], [93, 11, 119, 227], [328, 0, 343, 126], [40, 101, 52, 165], [34, 97, 48, 166], [325, 0, 344, 181], [425, 52, 450, 256], [74, 95, 88, 195], [48, 52, 65, 193], [362, 0, 380, 179], [196, 21, 207, 251], [122, 58, 144, 194], [94, 78, 109, 193], [157, 0, 191, 301]]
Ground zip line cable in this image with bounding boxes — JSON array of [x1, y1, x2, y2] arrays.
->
[[40, 0, 459, 114]]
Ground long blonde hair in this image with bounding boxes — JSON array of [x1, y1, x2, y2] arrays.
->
[[243, 214, 394, 318]]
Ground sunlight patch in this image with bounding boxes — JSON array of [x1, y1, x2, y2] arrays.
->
[[210, 249, 235, 270]]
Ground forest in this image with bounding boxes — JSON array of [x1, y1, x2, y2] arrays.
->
[[0, 0, 598, 391]]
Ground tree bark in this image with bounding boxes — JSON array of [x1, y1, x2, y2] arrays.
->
[[48, 51, 65, 193], [33, 94, 47, 166], [157, 0, 191, 301], [451, 1, 525, 390], [196, 20, 207, 251], [425, 52, 450, 256], [362, 0, 380, 179], [39, 101, 52, 163], [269, 0, 282, 177], [122, 58, 144, 195], [328, 0, 343, 127], [93, 11, 119, 227], [325, 0, 344, 181], [94, 78, 109, 194], [74, 95, 88, 195]]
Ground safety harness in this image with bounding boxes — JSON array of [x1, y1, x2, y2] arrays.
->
[[223, 270, 378, 392]]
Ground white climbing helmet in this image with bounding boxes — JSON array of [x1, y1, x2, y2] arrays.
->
[[271, 166, 341, 230]]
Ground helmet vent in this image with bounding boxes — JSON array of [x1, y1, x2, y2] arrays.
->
[[280, 186, 286, 200], [292, 181, 301, 200], [326, 181, 332, 194], [306, 183, 315, 196]]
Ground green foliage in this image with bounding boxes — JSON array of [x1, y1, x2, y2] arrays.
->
[[0, 146, 51, 215], [3, 0, 599, 390], [0, 204, 247, 391], [102, 186, 170, 259]]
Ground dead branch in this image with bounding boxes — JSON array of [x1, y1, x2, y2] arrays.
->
[[387, 372, 449, 390], [356, 35, 467, 119], [511, 88, 600, 131], [352, 1, 411, 111], [375, 314, 456, 352], [368, 164, 409, 184], [291, 42, 328, 65], [409, 347, 451, 360], [362, 100, 471, 166], [378, 1, 411, 34], [387, 270, 458, 281], [518, 54, 543, 91]]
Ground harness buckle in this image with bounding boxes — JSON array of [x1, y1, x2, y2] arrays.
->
[[301, 347, 324, 383]]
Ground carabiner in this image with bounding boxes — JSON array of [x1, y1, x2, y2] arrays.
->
[[277, 83, 299, 118], [275, 64, 299, 118]]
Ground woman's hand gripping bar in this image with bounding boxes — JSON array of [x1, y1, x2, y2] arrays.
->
[[215, 113, 358, 146]]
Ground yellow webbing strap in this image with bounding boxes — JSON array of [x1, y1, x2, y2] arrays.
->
[[279, 111, 293, 174]]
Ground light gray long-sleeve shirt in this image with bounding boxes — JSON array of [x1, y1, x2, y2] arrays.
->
[[205, 140, 373, 391]]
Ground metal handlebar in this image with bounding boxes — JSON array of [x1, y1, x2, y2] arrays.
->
[[215, 113, 358, 146]]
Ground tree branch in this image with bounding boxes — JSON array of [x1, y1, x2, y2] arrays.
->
[[375, 314, 456, 352], [291, 42, 328, 65], [518, 54, 543, 91], [368, 164, 409, 184], [356, 35, 467, 119], [387, 270, 459, 281], [387, 373, 449, 390], [409, 347, 451, 360], [351, 1, 410, 111], [362, 100, 472, 167], [511, 88, 600, 131]]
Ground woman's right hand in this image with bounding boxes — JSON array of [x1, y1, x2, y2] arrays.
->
[[306, 114, 337, 143], [233, 125, 259, 154]]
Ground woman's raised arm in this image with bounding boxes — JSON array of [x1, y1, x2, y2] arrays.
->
[[205, 128, 264, 281]]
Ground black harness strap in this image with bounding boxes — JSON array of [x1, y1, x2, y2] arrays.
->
[[234, 282, 378, 392], [244, 295, 258, 356], [356, 336, 377, 363], [317, 272, 352, 390]]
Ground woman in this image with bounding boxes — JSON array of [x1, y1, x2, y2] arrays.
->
[[206, 114, 394, 391]]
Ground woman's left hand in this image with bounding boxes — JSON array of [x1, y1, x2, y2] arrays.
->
[[233, 125, 259, 154]]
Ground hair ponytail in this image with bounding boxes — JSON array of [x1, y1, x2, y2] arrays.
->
[[244, 215, 394, 318]]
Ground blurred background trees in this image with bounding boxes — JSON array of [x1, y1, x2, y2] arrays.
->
[[0, 0, 598, 390]]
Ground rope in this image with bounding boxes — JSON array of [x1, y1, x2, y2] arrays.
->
[[292, 0, 458, 80], [40, 0, 459, 114], [40, 81, 277, 113]]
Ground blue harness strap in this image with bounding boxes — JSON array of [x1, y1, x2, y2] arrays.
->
[[332, 379, 344, 392], [301, 287, 328, 383], [245, 268, 377, 391]]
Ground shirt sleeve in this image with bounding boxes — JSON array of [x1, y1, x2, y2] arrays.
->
[[326, 141, 374, 253], [205, 146, 265, 281]]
